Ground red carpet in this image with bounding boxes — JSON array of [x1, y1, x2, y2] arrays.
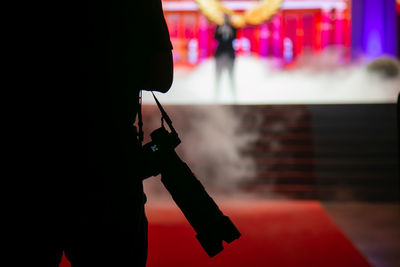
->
[[60, 200, 371, 267]]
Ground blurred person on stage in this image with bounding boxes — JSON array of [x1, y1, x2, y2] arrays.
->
[[214, 14, 237, 101]]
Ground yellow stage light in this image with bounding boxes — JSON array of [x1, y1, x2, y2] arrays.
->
[[194, 0, 283, 28]]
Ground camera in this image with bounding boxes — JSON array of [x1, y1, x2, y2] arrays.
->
[[138, 95, 241, 257]]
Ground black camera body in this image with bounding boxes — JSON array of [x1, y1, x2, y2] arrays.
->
[[139, 124, 241, 257], [139, 126, 180, 178]]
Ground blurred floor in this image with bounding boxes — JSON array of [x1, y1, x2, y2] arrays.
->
[[58, 200, 399, 267], [323, 202, 400, 267], [146, 200, 371, 267]]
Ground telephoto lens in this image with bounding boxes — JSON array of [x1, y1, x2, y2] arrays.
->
[[160, 150, 241, 257]]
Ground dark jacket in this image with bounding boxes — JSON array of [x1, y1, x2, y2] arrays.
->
[[214, 23, 237, 59]]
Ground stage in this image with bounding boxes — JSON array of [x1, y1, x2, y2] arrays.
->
[[142, 56, 400, 105]]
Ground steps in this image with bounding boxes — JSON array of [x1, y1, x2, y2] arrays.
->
[[141, 104, 399, 201], [233, 105, 317, 199], [309, 104, 399, 201]]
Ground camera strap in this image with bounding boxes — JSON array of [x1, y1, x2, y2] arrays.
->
[[137, 90, 144, 146], [136, 91, 179, 147]]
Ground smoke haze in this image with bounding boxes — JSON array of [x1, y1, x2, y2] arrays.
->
[[142, 104, 259, 203]]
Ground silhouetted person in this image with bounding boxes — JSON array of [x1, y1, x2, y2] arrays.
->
[[214, 14, 237, 101], [34, 1, 173, 266]]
